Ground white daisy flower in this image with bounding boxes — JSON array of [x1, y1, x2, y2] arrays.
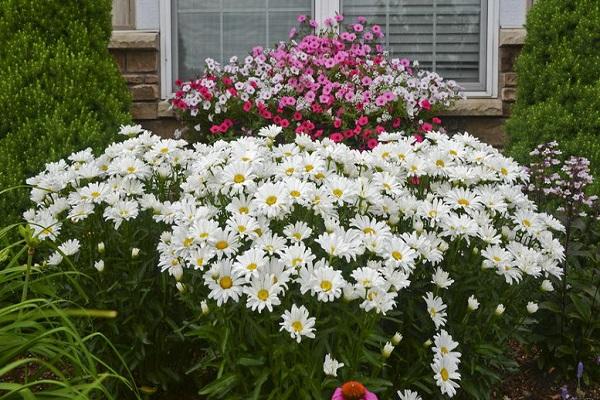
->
[[279, 304, 316, 343]]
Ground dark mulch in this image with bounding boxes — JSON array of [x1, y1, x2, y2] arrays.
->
[[492, 342, 600, 400]]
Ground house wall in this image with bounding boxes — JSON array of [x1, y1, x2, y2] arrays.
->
[[109, 1, 529, 143]]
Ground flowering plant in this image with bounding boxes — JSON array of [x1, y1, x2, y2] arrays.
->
[[523, 142, 600, 386], [25, 125, 564, 398], [169, 15, 463, 149]]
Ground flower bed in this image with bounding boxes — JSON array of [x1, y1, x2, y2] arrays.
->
[[170, 15, 463, 149], [25, 124, 564, 398]]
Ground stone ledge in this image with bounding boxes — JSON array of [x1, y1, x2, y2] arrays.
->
[[109, 31, 159, 50], [499, 28, 526, 47], [440, 98, 503, 117]]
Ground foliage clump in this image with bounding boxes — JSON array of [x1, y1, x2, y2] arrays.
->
[[0, 0, 131, 223], [506, 0, 600, 192]]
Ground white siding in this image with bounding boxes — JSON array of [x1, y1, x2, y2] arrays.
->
[[500, 0, 527, 27], [136, 0, 160, 30]]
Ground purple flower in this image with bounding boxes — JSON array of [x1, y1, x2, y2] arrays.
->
[[577, 361, 584, 379]]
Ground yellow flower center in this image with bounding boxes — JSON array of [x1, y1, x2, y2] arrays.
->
[[292, 233, 302, 240], [290, 190, 301, 198], [291, 321, 303, 332], [522, 219, 532, 227], [428, 210, 438, 218], [286, 167, 295, 176], [160, 147, 169, 154], [382, 151, 390, 159], [392, 251, 403, 261], [233, 174, 245, 184], [254, 228, 263, 237], [449, 149, 458, 156], [492, 256, 501, 262], [101, 164, 109, 171], [441, 346, 449, 355], [91, 191, 101, 198], [183, 237, 194, 247], [199, 232, 209, 239], [332, 188, 343, 198], [291, 257, 303, 267], [363, 227, 375, 235], [315, 172, 325, 180], [215, 240, 229, 250], [305, 164, 314, 172], [320, 280, 332, 292], [237, 225, 246, 233], [219, 276, 233, 289], [458, 198, 470, 206], [440, 368, 449, 381], [239, 206, 249, 214], [257, 289, 269, 301], [196, 258, 204, 267], [266, 195, 277, 206], [436, 159, 445, 167], [127, 166, 136, 174], [246, 263, 257, 271]]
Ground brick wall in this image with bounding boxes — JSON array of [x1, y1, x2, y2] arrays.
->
[[108, 29, 526, 145]]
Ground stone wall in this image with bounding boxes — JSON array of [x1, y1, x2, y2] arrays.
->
[[108, 28, 526, 145]]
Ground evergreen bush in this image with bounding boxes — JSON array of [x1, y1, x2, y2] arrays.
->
[[0, 0, 131, 223], [506, 0, 600, 191]]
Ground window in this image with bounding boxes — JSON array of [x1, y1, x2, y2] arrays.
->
[[172, 0, 313, 82], [112, 0, 135, 30], [163, 0, 497, 96], [342, 0, 488, 91]]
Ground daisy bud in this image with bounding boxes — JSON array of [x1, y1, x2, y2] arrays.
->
[[176, 282, 186, 293], [97, 242, 105, 254], [323, 354, 344, 377], [438, 241, 449, 252], [382, 341, 395, 358], [201, 300, 210, 315], [343, 285, 360, 302], [526, 301, 539, 314], [423, 339, 432, 348], [131, 248, 140, 258], [172, 265, 184, 281], [541, 279, 554, 292], [389, 214, 400, 225], [94, 260, 105, 272], [413, 219, 424, 232], [495, 304, 505, 316], [472, 247, 479, 255], [467, 295, 480, 311], [391, 332, 403, 345]]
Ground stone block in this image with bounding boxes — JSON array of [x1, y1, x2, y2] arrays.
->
[[126, 50, 158, 73], [502, 87, 517, 102], [131, 102, 157, 120], [110, 50, 127, 73], [501, 72, 518, 88], [131, 84, 159, 101], [122, 74, 144, 84], [499, 28, 527, 47]]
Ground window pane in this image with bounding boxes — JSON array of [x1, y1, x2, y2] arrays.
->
[[342, 0, 485, 86], [174, 0, 312, 83]]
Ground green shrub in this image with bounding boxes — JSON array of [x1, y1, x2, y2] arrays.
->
[[506, 0, 600, 192], [0, 0, 131, 224]]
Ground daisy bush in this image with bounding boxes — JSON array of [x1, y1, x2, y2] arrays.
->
[[24, 124, 565, 399], [169, 15, 463, 150]]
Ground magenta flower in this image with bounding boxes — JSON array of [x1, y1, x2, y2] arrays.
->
[[297, 15, 307, 23], [332, 381, 378, 400]]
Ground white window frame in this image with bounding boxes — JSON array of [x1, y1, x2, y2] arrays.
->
[[160, 0, 499, 99]]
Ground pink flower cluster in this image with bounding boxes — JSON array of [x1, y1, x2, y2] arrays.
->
[[170, 15, 464, 148]]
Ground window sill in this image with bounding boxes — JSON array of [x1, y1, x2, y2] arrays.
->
[[158, 99, 504, 119], [499, 28, 526, 47], [440, 98, 503, 117], [109, 30, 159, 50]]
